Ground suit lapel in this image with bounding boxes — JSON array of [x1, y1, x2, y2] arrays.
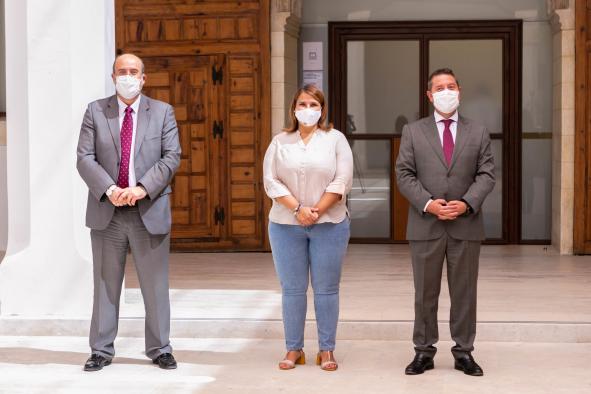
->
[[134, 95, 151, 158], [423, 117, 448, 169], [448, 116, 470, 171], [106, 95, 121, 158]]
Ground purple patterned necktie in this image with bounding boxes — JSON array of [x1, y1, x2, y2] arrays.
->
[[441, 118, 454, 166], [117, 106, 133, 188]]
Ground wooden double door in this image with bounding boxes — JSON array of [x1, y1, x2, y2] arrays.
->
[[116, 0, 270, 251]]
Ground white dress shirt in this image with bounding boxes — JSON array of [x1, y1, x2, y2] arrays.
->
[[434, 110, 458, 144], [117, 95, 141, 187], [424, 110, 459, 212], [263, 128, 354, 225]]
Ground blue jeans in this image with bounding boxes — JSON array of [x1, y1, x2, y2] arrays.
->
[[268, 218, 350, 351]]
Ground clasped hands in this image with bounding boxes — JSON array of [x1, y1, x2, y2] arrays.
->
[[108, 186, 147, 207], [426, 199, 467, 220], [295, 206, 321, 226]]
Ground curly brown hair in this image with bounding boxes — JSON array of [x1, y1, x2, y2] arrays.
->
[[283, 84, 333, 133]]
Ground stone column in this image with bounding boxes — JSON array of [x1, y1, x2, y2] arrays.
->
[[0, 0, 115, 315], [0, 117, 6, 255], [549, 0, 575, 254], [271, 0, 301, 135]]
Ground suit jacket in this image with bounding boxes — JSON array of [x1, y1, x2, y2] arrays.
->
[[395, 115, 495, 241], [77, 94, 181, 235]]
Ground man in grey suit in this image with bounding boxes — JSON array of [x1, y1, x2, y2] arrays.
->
[[396, 68, 495, 376], [77, 54, 181, 371]]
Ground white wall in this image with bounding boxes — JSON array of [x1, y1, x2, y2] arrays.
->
[[302, 0, 548, 23], [0, 0, 115, 316]]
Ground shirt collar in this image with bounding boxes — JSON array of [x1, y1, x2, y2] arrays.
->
[[434, 110, 458, 124], [117, 94, 141, 116]]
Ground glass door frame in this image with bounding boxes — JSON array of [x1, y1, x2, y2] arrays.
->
[[328, 20, 523, 244]]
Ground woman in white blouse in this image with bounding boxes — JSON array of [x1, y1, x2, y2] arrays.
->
[[263, 84, 353, 371]]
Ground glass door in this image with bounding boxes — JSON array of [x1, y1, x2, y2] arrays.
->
[[330, 21, 523, 243], [346, 40, 420, 241]]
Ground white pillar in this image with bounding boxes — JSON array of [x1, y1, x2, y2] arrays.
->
[[549, 0, 575, 254], [271, 0, 301, 134], [0, 0, 115, 316]]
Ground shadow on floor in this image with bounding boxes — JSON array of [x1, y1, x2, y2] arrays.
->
[[0, 348, 150, 367], [0, 347, 260, 367], [173, 349, 264, 366]]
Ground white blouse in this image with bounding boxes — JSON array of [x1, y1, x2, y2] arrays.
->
[[263, 128, 354, 225]]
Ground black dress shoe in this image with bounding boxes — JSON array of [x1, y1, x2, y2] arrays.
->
[[153, 353, 177, 369], [405, 354, 434, 375], [454, 354, 484, 376], [83, 354, 112, 372]]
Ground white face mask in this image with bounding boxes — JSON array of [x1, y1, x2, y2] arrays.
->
[[115, 75, 143, 100], [295, 108, 322, 127], [432, 89, 460, 114]]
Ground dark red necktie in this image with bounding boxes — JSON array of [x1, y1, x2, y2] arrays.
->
[[117, 106, 133, 188], [441, 118, 454, 166]]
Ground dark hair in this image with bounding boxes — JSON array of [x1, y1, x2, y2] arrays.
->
[[428, 68, 460, 90], [284, 84, 333, 133]]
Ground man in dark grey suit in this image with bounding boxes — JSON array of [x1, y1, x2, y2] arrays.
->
[[396, 68, 495, 376], [77, 54, 181, 371]]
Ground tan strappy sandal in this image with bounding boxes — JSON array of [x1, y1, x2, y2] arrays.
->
[[316, 351, 338, 371], [278, 350, 306, 370]]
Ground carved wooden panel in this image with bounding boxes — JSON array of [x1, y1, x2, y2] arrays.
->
[[227, 55, 261, 240], [116, 0, 271, 251], [142, 55, 225, 242]]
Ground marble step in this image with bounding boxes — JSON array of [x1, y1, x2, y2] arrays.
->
[[2, 287, 589, 342], [1, 317, 589, 343]]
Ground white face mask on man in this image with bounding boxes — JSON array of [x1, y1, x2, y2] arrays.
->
[[115, 75, 143, 100], [432, 89, 460, 114], [295, 108, 322, 127]]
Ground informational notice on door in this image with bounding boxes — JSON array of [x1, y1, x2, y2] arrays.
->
[[303, 71, 323, 89], [302, 42, 323, 70]]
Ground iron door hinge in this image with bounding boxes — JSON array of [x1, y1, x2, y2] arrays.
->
[[212, 65, 223, 85], [213, 120, 224, 139], [214, 206, 225, 225]]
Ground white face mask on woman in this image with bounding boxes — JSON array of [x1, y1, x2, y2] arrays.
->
[[116, 75, 143, 100], [432, 89, 460, 114], [295, 108, 322, 127]]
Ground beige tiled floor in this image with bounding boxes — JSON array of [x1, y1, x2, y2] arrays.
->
[[125, 244, 591, 323], [0, 337, 590, 394]]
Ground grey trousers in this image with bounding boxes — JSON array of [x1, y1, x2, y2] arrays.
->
[[409, 233, 480, 359], [89, 206, 172, 360]]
